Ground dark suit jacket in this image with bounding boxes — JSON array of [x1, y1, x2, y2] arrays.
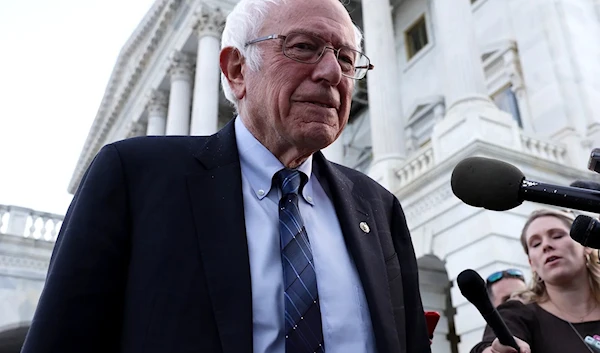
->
[[22, 120, 430, 353]]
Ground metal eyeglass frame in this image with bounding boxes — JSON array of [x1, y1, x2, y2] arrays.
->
[[244, 33, 374, 80]]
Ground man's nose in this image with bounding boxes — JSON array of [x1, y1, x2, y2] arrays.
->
[[312, 47, 343, 85]]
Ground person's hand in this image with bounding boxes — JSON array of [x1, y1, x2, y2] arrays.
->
[[485, 336, 530, 353]]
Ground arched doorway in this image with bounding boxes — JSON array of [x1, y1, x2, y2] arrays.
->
[[418, 254, 459, 353]]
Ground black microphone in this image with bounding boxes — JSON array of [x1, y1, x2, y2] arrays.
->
[[571, 180, 600, 191], [571, 215, 600, 249], [451, 157, 600, 213], [457, 269, 520, 352]]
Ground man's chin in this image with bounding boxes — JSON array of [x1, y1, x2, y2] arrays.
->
[[295, 133, 337, 153]]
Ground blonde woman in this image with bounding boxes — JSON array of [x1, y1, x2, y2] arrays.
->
[[471, 209, 600, 353]]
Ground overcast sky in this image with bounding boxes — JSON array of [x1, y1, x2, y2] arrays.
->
[[0, 0, 156, 215]]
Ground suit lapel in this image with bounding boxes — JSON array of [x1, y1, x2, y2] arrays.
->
[[313, 154, 404, 353], [186, 121, 253, 353]]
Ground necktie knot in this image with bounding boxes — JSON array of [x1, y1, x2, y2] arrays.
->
[[275, 168, 303, 196]]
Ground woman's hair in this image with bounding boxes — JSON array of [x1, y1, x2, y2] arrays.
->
[[517, 209, 600, 303], [219, 0, 364, 110]]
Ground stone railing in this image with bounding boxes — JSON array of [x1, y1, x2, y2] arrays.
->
[[520, 134, 568, 164], [0, 205, 63, 242], [395, 146, 435, 188]]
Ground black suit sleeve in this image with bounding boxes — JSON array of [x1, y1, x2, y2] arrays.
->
[[21, 144, 130, 353], [390, 196, 431, 353]]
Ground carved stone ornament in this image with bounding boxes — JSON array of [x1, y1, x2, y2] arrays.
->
[[126, 120, 147, 138], [503, 49, 524, 92], [168, 50, 195, 81], [193, 5, 226, 38], [405, 127, 417, 153], [0, 253, 50, 275], [147, 89, 168, 116]]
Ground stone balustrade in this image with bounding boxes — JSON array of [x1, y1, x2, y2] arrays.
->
[[395, 146, 435, 188], [520, 134, 568, 164], [0, 205, 63, 242]]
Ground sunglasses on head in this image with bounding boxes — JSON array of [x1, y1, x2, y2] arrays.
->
[[485, 269, 525, 287]]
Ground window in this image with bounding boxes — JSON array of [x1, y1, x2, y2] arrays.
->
[[405, 15, 429, 60], [492, 85, 522, 127]]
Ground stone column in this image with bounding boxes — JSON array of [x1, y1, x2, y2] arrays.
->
[[190, 6, 226, 136], [146, 89, 168, 136], [431, 0, 521, 161], [321, 138, 344, 164], [361, 0, 405, 192], [166, 51, 194, 136], [433, 0, 490, 110]]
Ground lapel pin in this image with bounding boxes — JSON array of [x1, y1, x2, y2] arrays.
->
[[359, 221, 370, 234]]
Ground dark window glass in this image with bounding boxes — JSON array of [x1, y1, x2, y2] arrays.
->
[[493, 85, 522, 127], [405, 16, 429, 60]]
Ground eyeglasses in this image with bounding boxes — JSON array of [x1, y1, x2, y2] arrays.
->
[[245, 32, 374, 80], [485, 269, 525, 287]]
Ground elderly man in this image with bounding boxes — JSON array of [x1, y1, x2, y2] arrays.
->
[[21, 0, 430, 352]]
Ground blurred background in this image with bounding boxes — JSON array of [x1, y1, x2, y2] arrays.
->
[[2, 0, 600, 352]]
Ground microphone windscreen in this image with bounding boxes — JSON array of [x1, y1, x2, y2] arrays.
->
[[457, 269, 494, 315], [570, 214, 599, 248], [451, 157, 525, 211]]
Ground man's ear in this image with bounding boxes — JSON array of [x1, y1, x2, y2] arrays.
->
[[220, 47, 246, 100]]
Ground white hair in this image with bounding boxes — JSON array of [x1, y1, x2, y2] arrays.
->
[[220, 0, 364, 110]]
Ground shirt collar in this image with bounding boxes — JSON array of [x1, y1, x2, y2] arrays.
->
[[235, 117, 314, 204]]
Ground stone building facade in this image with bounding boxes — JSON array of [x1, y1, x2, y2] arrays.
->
[[68, 0, 600, 352]]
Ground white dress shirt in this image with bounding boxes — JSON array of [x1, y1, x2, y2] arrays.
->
[[234, 117, 376, 353]]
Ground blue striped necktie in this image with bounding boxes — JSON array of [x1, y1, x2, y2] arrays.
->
[[275, 168, 325, 353]]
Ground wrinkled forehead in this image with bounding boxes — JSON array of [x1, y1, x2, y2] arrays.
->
[[262, 0, 357, 48]]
